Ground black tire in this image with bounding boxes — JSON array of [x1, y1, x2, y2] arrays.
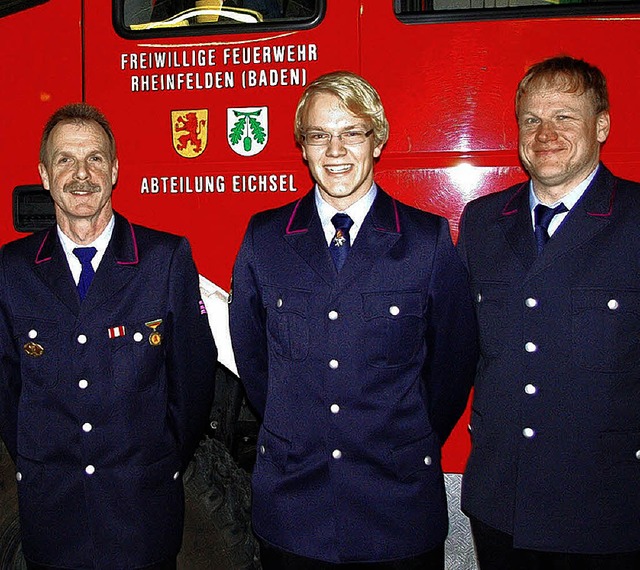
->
[[179, 436, 260, 570]]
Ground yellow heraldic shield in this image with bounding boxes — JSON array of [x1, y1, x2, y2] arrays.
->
[[171, 109, 208, 158]]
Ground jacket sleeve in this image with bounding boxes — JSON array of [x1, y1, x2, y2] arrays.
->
[[0, 247, 20, 462], [166, 238, 217, 467], [456, 203, 471, 271], [229, 218, 268, 420], [424, 217, 478, 444]]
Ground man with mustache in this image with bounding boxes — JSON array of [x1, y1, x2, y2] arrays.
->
[[0, 103, 217, 569], [458, 56, 640, 569]]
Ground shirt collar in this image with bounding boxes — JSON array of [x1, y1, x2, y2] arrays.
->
[[315, 183, 378, 244], [57, 214, 115, 269], [529, 164, 600, 213]]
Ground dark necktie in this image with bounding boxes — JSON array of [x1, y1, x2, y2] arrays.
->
[[329, 213, 354, 271], [73, 247, 97, 300], [534, 203, 567, 254]]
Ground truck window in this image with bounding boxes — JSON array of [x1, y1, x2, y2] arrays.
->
[[121, 0, 320, 33], [0, 0, 48, 18], [395, 0, 640, 21]]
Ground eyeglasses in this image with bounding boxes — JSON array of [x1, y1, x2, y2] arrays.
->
[[301, 129, 374, 147]]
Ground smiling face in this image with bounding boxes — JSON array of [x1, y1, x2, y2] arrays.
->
[[517, 83, 610, 203], [300, 92, 383, 211], [38, 120, 118, 235]]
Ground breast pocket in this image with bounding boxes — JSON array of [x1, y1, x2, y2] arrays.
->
[[110, 320, 166, 391], [362, 291, 424, 368], [474, 282, 510, 359], [572, 288, 640, 373], [263, 286, 310, 361], [14, 318, 63, 388]]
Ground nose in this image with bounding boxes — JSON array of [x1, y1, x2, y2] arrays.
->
[[535, 120, 558, 143], [73, 159, 90, 180], [325, 134, 347, 156]]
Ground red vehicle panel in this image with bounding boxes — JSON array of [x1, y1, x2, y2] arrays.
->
[[3, 0, 640, 473]]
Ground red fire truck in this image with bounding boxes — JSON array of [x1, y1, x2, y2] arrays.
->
[[1, 1, 640, 567]]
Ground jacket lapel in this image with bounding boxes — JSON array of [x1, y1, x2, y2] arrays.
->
[[282, 189, 403, 287], [81, 212, 139, 313], [338, 189, 402, 287], [498, 182, 538, 271], [33, 229, 81, 315], [283, 191, 335, 286], [33, 213, 140, 315], [528, 165, 615, 276]]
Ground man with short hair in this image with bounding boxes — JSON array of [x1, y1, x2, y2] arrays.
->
[[0, 102, 217, 569], [230, 71, 478, 569], [459, 56, 640, 569]]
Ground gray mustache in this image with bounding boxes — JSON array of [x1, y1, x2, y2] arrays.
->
[[64, 182, 101, 193]]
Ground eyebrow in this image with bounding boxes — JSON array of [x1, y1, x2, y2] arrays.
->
[[304, 123, 368, 131]]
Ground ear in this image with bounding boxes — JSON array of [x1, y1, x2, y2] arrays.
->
[[596, 111, 610, 144], [373, 143, 384, 159], [38, 163, 50, 190], [111, 157, 119, 185], [301, 145, 308, 162]]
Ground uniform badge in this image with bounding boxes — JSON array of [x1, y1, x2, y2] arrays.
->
[[24, 342, 44, 357], [333, 230, 347, 247], [199, 299, 208, 315], [227, 106, 268, 156], [108, 325, 126, 339], [145, 319, 163, 346], [172, 109, 208, 158]]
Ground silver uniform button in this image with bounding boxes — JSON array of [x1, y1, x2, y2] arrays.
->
[[77, 334, 87, 344], [525, 298, 538, 308], [522, 427, 535, 439], [28, 329, 38, 339], [276, 298, 283, 308], [82, 422, 92, 433], [389, 305, 400, 316], [423, 456, 432, 466], [607, 299, 619, 310], [78, 379, 89, 389], [330, 404, 340, 414], [524, 384, 537, 395], [328, 310, 338, 320], [85, 465, 96, 475], [16, 472, 22, 482], [259, 445, 266, 455], [636, 450, 640, 461], [525, 342, 537, 353], [476, 293, 482, 303], [329, 359, 339, 369], [332, 449, 342, 459], [173, 471, 180, 480], [133, 332, 143, 342]]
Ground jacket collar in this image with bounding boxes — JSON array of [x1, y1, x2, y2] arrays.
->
[[499, 164, 616, 273], [33, 212, 139, 314], [284, 187, 402, 236], [283, 188, 402, 287]]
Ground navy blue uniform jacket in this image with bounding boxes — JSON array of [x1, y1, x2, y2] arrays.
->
[[229, 188, 478, 563], [0, 212, 217, 569], [458, 165, 640, 554]]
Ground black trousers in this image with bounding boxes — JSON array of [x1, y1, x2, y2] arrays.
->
[[470, 516, 640, 570], [260, 541, 445, 570]]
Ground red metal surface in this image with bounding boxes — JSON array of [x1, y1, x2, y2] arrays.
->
[[0, 0, 82, 243], [3, 0, 640, 470]]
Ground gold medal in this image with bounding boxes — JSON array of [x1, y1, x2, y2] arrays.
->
[[24, 342, 44, 357], [145, 319, 163, 346]]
